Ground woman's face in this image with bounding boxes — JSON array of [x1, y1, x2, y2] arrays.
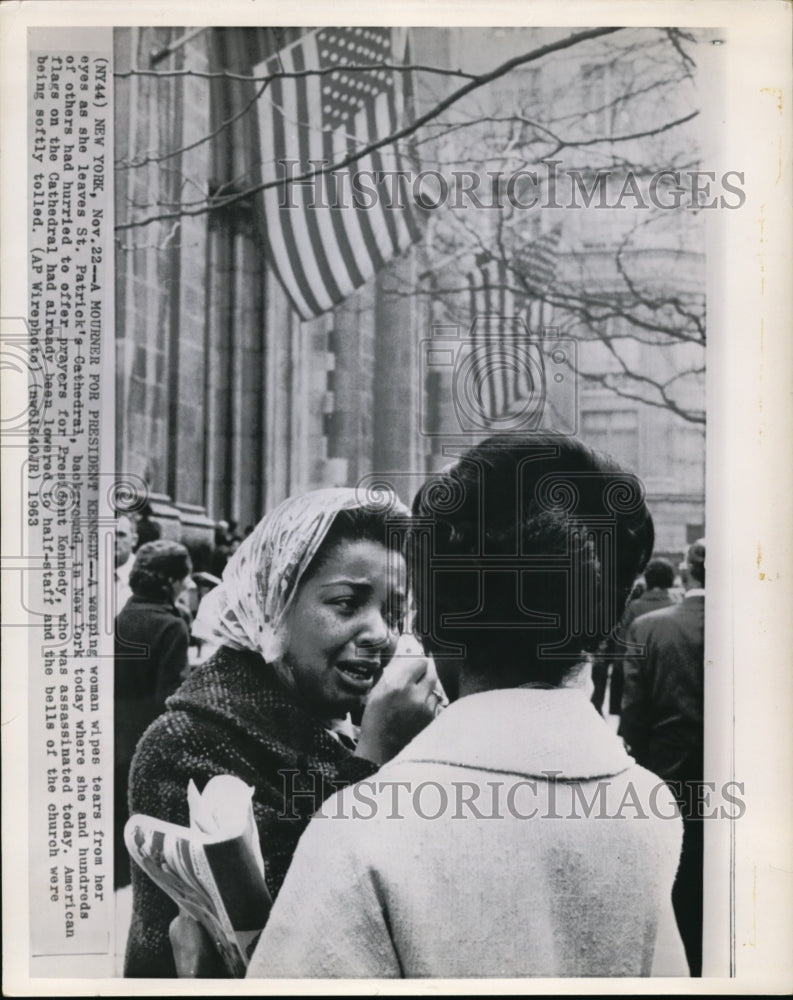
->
[[279, 538, 406, 717]]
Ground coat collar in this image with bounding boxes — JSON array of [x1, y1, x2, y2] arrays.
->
[[124, 594, 181, 614], [642, 588, 672, 602], [390, 687, 634, 781]]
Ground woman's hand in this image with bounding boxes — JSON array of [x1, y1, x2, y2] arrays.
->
[[169, 912, 225, 977], [354, 655, 443, 765]]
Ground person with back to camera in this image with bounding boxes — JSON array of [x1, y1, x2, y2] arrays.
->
[[236, 433, 688, 978], [619, 539, 706, 976], [606, 556, 679, 716], [114, 540, 193, 891], [124, 488, 441, 977]]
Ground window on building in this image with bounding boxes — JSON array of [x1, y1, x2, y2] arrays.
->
[[581, 408, 639, 470], [579, 321, 642, 374], [581, 62, 615, 136], [424, 369, 443, 441], [686, 523, 705, 544]]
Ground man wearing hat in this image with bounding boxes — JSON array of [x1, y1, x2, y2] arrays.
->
[[619, 539, 705, 976]]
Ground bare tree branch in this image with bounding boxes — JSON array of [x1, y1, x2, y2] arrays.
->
[[114, 63, 479, 83], [663, 28, 698, 78], [117, 77, 271, 171], [114, 25, 705, 425], [116, 25, 624, 231], [575, 370, 705, 423], [547, 109, 698, 154]]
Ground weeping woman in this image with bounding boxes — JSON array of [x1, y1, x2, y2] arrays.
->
[[124, 487, 440, 977]]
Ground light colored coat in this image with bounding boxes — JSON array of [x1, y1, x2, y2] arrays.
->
[[248, 687, 686, 979]]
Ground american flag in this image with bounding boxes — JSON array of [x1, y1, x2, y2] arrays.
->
[[467, 258, 524, 422], [255, 28, 422, 320], [466, 227, 562, 424], [513, 223, 563, 294]]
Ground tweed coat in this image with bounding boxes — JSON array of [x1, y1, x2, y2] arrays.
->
[[124, 645, 377, 977]]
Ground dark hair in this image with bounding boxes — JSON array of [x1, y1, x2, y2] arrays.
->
[[129, 540, 192, 601], [411, 433, 654, 686], [303, 505, 407, 583], [183, 537, 213, 574], [643, 557, 675, 591], [134, 513, 162, 551]]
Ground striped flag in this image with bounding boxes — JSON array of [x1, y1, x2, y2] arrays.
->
[[466, 228, 561, 425], [513, 223, 563, 294], [255, 28, 422, 321], [467, 257, 523, 422]]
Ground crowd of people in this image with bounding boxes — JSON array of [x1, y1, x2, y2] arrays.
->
[[587, 545, 706, 976], [112, 433, 706, 980], [111, 510, 243, 892]]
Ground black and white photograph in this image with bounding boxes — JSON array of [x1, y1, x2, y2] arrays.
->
[[1, 1, 791, 994]]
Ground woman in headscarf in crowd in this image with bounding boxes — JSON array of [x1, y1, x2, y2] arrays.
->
[[244, 435, 688, 978], [114, 541, 193, 891], [124, 488, 440, 977]]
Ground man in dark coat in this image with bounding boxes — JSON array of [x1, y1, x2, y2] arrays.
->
[[114, 541, 192, 889], [607, 557, 679, 715], [619, 539, 706, 976]]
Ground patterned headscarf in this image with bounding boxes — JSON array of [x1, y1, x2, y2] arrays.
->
[[194, 487, 410, 668]]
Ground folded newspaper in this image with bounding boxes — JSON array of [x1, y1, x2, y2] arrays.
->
[[124, 774, 272, 976]]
